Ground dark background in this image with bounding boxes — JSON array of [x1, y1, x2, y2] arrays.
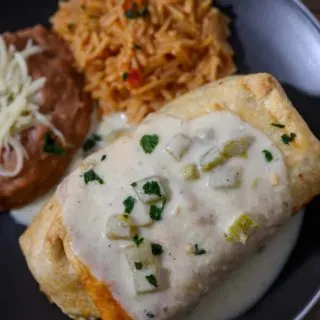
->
[[0, 0, 320, 319]]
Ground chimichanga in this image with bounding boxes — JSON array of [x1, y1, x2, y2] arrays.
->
[[20, 74, 320, 320]]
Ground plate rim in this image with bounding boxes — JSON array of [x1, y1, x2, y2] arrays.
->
[[1, 0, 320, 319], [293, 0, 320, 33], [290, 2, 320, 318]]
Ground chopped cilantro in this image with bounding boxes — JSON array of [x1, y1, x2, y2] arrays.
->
[[122, 72, 129, 81], [125, 4, 149, 20], [149, 201, 166, 221], [83, 133, 102, 152], [135, 262, 143, 270], [101, 154, 107, 161], [271, 122, 285, 128], [151, 243, 163, 256], [83, 169, 104, 184], [143, 181, 161, 196], [123, 196, 136, 214], [194, 244, 206, 255], [262, 149, 273, 162], [140, 134, 159, 153], [43, 132, 65, 156], [146, 312, 155, 318], [281, 133, 296, 145], [149, 206, 162, 220], [133, 235, 144, 246], [145, 274, 158, 287]]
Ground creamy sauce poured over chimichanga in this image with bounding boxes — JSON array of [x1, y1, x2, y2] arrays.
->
[[57, 111, 292, 320]]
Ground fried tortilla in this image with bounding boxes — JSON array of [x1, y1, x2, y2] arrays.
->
[[20, 74, 320, 320]]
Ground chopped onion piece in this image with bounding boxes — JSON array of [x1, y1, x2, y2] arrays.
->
[[221, 135, 255, 159], [130, 200, 153, 226], [194, 128, 214, 144], [224, 214, 258, 245], [210, 166, 242, 188], [125, 241, 158, 293], [107, 214, 133, 240], [165, 134, 192, 161], [199, 146, 225, 172], [181, 163, 199, 180], [131, 176, 166, 204]]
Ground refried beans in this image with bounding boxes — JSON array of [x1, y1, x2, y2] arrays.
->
[[0, 25, 92, 211]]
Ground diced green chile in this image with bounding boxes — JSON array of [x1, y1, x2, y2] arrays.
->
[[181, 164, 200, 180], [200, 136, 254, 172], [225, 214, 258, 245], [200, 146, 225, 172], [221, 135, 255, 159]]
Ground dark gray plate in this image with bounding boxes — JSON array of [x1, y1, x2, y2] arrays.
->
[[0, 0, 319, 319]]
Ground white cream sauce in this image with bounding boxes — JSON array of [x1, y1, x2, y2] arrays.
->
[[10, 112, 129, 225], [10, 189, 53, 225], [10, 149, 83, 225], [189, 211, 303, 320], [96, 112, 130, 139], [56, 111, 293, 320]]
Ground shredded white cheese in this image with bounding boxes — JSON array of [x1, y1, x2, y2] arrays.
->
[[0, 36, 64, 177]]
